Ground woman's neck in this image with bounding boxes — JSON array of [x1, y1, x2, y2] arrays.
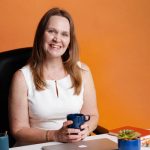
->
[[43, 58, 67, 80]]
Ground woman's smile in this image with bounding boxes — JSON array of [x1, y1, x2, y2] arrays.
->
[[49, 43, 62, 50]]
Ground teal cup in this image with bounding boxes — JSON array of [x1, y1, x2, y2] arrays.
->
[[0, 133, 9, 150]]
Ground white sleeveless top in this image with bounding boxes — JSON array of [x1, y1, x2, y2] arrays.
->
[[20, 65, 84, 130]]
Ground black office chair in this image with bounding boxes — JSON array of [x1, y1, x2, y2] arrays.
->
[[0, 47, 108, 147]]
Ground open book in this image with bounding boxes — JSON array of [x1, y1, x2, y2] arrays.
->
[[109, 126, 150, 137]]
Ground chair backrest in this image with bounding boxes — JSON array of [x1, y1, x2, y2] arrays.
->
[[0, 47, 32, 147]]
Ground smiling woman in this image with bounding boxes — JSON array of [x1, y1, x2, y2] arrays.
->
[[8, 7, 99, 146], [43, 16, 70, 59]]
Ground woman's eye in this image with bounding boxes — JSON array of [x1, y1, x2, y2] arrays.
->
[[62, 33, 69, 37], [48, 29, 54, 33]]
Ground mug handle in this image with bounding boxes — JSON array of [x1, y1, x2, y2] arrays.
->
[[85, 115, 90, 121]]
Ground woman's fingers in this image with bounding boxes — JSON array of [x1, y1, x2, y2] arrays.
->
[[63, 120, 73, 127], [67, 134, 82, 142], [80, 123, 90, 139], [55, 121, 82, 143], [56, 121, 90, 142], [67, 128, 80, 135]]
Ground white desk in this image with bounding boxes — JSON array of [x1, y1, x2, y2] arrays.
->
[[10, 134, 150, 150]]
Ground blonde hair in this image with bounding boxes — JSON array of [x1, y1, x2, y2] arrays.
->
[[29, 7, 82, 95]]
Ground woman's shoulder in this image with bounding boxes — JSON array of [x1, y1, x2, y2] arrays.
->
[[13, 65, 31, 82], [13, 69, 23, 77], [77, 61, 90, 72], [12, 69, 25, 84], [20, 65, 30, 71], [19, 65, 32, 76]]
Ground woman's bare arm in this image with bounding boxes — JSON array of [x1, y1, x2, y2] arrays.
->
[[9, 70, 53, 145], [80, 64, 99, 134]]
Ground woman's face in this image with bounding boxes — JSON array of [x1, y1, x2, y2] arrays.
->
[[43, 15, 70, 59]]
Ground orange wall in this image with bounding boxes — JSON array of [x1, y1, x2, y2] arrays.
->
[[0, 0, 150, 129]]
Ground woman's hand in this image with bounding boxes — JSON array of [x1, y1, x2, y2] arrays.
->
[[54, 120, 82, 143], [80, 123, 90, 140]]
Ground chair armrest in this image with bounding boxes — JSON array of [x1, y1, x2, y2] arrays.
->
[[93, 125, 109, 134]]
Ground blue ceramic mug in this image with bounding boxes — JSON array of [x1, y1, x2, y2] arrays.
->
[[118, 139, 141, 150], [67, 113, 90, 129], [0, 133, 9, 150]]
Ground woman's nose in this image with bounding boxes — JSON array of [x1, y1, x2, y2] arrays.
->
[[53, 34, 61, 42]]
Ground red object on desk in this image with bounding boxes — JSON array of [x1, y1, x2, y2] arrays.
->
[[109, 126, 150, 137]]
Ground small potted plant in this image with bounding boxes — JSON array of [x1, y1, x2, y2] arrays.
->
[[118, 129, 141, 150]]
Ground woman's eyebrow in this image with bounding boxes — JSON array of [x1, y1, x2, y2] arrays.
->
[[62, 31, 69, 34], [46, 27, 56, 30]]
